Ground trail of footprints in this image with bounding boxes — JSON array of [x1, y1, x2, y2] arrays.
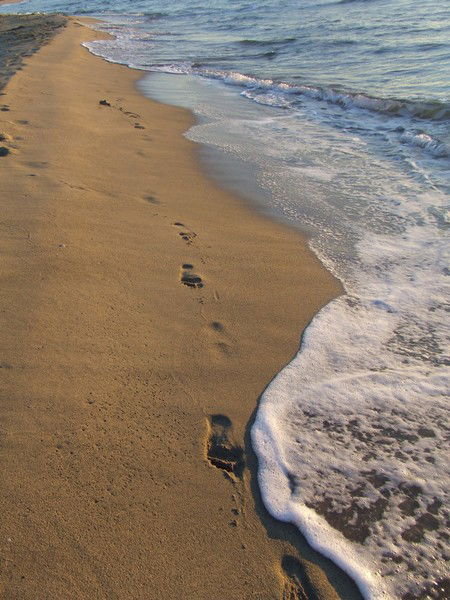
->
[[204, 412, 316, 600], [99, 98, 146, 130], [142, 193, 312, 600], [0, 113, 324, 599], [171, 221, 204, 288], [0, 104, 334, 600], [0, 105, 325, 600], [204, 414, 310, 599]]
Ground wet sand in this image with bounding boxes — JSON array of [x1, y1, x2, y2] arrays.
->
[[0, 18, 362, 599], [0, 14, 66, 90]]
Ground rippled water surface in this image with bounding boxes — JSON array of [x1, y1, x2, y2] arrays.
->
[[1, 1, 449, 598]]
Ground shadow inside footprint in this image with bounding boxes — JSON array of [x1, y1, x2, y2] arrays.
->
[[179, 231, 195, 243], [27, 161, 48, 169], [206, 414, 244, 478], [144, 195, 160, 205], [173, 222, 196, 244], [281, 555, 317, 600], [180, 264, 203, 289]]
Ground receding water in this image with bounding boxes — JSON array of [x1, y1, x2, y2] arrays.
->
[[1, 1, 449, 598]]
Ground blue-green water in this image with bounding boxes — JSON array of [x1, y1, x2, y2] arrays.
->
[[4, 0, 450, 107], [1, 2, 449, 599]]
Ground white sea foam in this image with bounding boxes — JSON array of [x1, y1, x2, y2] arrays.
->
[[253, 264, 449, 599], [83, 19, 450, 599], [83, 20, 450, 165], [164, 81, 450, 599]]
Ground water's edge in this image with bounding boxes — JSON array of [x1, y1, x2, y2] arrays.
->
[[79, 16, 450, 600], [79, 18, 368, 600]]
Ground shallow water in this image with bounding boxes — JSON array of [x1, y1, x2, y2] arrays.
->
[[1, 1, 449, 598]]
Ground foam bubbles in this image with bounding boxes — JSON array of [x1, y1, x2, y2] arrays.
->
[[252, 195, 449, 599], [82, 16, 450, 599], [158, 73, 450, 599]]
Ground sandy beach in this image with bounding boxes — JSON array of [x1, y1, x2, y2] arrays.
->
[[0, 14, 66, 90], [0, 18, 362, 599]]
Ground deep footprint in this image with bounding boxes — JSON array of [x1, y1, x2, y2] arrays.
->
[[179, 231, 196, 244], [180, 264, 203, 289], [206, 414, 244, 477], [281, 556, 316, 600], [173, 222, 197, 244]]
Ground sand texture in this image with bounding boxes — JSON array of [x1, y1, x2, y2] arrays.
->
[[0, 14, 66, 91], [0, 19, 361, 599]]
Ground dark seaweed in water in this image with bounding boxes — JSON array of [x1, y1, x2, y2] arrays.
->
[[0, 14, 67, 91]]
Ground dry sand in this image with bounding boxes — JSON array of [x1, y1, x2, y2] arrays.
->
[[0, 19, 361, 599]]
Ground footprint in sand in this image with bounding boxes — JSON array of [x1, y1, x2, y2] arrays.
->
[[210, 321, 224, 333], [208, 321, 233, 356], [206, 414, 244, 478], [173, 222, 197, 245], [121, 109, 140, 119], [143, 194, 160, 205], [27, 161, 48, 169], [216, 341, 232, 355], [99, 102, 145, 129], [180, 264, 203, 289], [280, 555, 316, 600]]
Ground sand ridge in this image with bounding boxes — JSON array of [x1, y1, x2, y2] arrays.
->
[[0, 18, 360, 599]]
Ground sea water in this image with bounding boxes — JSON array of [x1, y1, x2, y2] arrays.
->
[[1, 1, 448, 598]]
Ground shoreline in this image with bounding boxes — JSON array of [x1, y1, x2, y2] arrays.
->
[[0, 17, 361, 599]]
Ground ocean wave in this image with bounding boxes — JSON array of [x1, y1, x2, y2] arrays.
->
[[338, 0, 381, 4], [144, 63, 450, 123], [398, 129, 449, 158], [80, 12, 450, 599], [142, 11, 168, 20], [238, 37, 296, 46], [139, 63, 450, 158], [289, 85, 450, 122]]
